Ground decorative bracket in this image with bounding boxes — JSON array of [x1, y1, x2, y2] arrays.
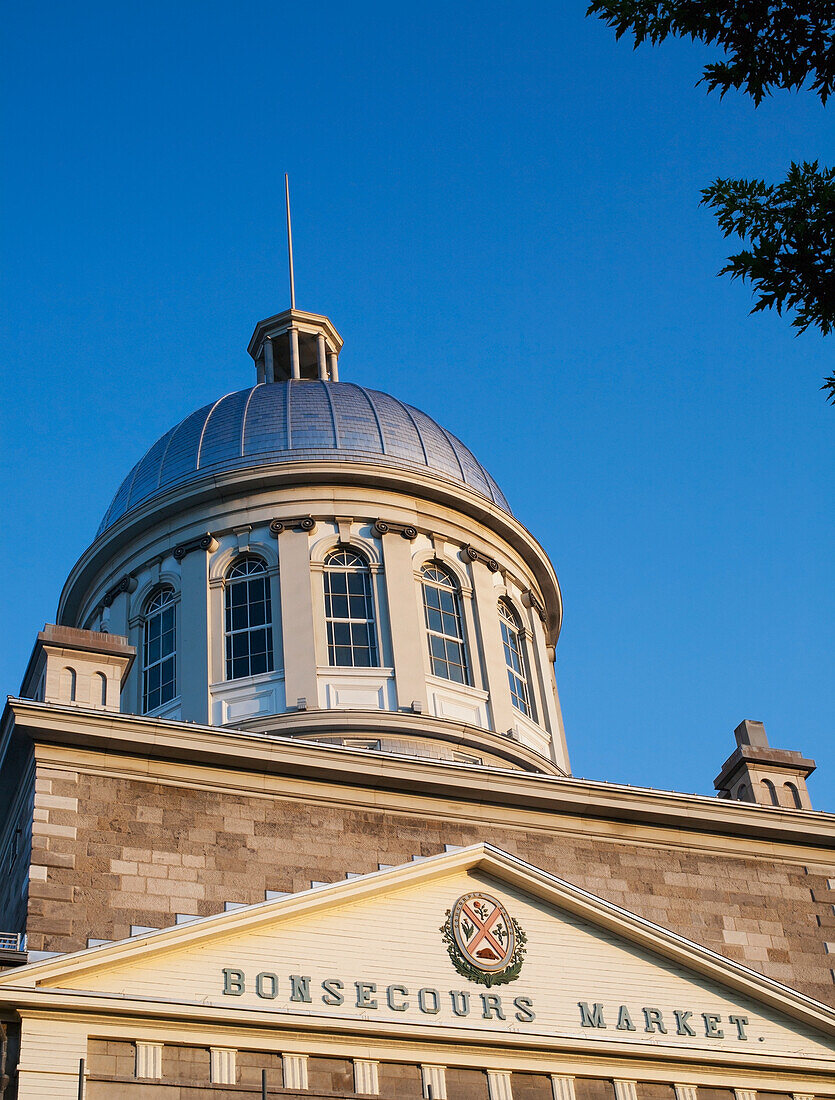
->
[[269, 516, 317, 536], [373, 519, 418, 540], [103, 574, 137, 607], [523, 588, 547, 623], [173, 534, 218, 562], [462, 544, 499, 572]]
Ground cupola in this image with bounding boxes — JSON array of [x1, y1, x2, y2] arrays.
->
[[247, 309, 343, 383]]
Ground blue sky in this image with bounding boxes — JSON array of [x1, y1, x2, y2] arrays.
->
[[2, 2, 833, 806]]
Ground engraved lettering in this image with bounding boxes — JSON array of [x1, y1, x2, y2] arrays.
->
[[222, 968, 245, 996], [386, 984, 409, 1012], [616, 1005, 636, 1031], [702, 1012, 724, 1038], [480, 993, 506, 1020], [321, 978, 344, 1006], [578, 1002, 605, 1028], [728, 1014, 748, 1040], [513, 996, 535, 1022], [643, 1007, 667, 1034], [674, 1010, 696, 1036], [289, 974, 312, 1003], [255, 972, 278, 999], [355, 981, 378, 1009]]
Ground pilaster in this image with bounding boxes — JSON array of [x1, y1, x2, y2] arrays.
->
[[178, 545, 212, 723], [278, 528, 318, 706], [380, 530, 427, 710], [470, 558, 513, 733]]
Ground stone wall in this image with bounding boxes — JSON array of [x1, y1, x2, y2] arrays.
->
[[25, 764, 835, 1007], [0, 759, 34, 939]]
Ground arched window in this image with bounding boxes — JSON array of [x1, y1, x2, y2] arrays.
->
[[498, 600, 532, 717], [94, 671, 108, 707], [225, 558, 274, 680], [421, 563, 469, 684], [143, 587, 176, 712], [324, 549, 379, 667], [761, 778, 779, 806], [784, 781, 803, 809], [61, 666, 77, 702]]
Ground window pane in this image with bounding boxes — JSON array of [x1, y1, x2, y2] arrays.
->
[[349, 594, 368, 619], [143, 588, 178, 712], [424, 585, 441, 610], [329, 572, 348, 594], [440, 611, 458, 637], [427, 606, 443, 633], [344, 572, 362, 595], [324, 552, 378, 668], [225, 561, 274, 680], [439, 589, 456, 615], [421, 569, 468, 685], [499, 604, 531, 716]]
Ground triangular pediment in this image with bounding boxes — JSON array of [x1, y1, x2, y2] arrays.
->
[[2, 844, 834, 1064]]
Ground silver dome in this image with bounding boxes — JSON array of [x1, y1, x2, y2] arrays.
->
[[97, 381, 511, 535]]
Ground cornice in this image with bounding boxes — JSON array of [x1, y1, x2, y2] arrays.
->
[[5, 994, 835, 1085], [5, 699, 835, 853], [236, 708, 560, 774]]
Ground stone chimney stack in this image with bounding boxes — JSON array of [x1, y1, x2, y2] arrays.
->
[[19, 624, 135, 713], [714, 719, 816, 809]]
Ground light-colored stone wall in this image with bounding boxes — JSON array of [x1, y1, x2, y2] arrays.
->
[[61, 477, 568, 772]]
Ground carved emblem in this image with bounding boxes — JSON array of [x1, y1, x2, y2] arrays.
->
[[441, 892, 527, 986]]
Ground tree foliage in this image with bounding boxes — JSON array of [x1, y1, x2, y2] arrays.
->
[[701, 162, 835, 340], [588, 2, 835, 400], [586, 1, 835, 104]]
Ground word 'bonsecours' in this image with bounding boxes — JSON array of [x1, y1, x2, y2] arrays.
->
[[221, 969, 534, 1020]]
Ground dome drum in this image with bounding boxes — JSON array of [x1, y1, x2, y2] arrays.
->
[[63, 489, 567, 774]]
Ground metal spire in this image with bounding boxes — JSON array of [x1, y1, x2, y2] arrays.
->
[[285, 173, 296, 310]]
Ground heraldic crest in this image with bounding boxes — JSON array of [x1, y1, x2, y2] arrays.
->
[[441, 891, 527, 987]]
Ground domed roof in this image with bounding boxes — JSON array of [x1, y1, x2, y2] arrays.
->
[[97, 380, 511, 535]]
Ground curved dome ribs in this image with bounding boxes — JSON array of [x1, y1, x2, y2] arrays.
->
[[96, 382, 512, 536]]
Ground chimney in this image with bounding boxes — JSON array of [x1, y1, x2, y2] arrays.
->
[[714, 720, 816, 810], [19, 624, 135, 712]]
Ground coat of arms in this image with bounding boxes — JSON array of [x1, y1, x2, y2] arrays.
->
[[441, 891, 527, 986]]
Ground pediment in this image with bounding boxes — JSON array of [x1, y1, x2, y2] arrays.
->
[[3, 844, 834, 1063]]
